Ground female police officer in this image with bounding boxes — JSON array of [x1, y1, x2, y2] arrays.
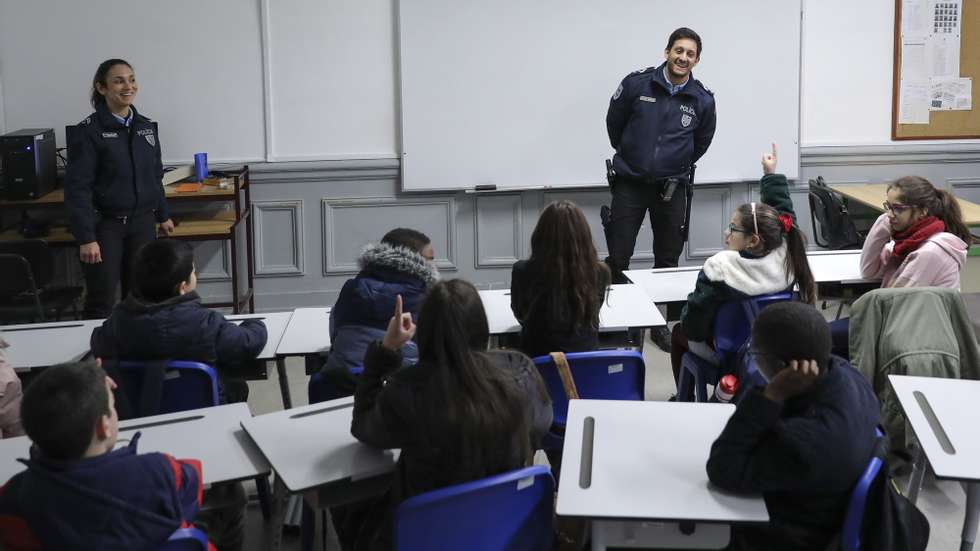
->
[[65, 59, 174, 319]]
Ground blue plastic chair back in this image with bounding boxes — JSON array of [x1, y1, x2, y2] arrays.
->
[[394, 465, 554, 551], [159, 527, 209, 550], [533, 350, 645, 427], [117, 360, 220, 415], [308, 366, 363, 404], [713, 291, 795, 360], [841, 429, 885, 551]]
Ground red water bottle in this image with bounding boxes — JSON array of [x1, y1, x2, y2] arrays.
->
[[715, 374, 739, 403]]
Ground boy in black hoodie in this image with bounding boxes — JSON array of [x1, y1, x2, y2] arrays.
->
[[0, 361, 207, 550], [90, 238, 267, 404], [706, 302, 880, 550]]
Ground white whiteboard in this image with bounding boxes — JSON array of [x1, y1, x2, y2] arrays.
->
[[0, 0, 265, 165], [397, 0, 802, 191]]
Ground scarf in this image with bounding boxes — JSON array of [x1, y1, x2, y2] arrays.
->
[[891, 216, 945, 260]]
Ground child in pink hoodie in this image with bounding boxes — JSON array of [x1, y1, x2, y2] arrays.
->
[[859, 176, 971, 288], [0, 333, 25, 438], [831, 176, 972, 356]]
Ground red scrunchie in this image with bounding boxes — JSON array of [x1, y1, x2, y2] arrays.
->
[[777, 213, 793, 234]]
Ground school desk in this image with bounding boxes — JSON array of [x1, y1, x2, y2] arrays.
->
[[1, 318, 103, 372]]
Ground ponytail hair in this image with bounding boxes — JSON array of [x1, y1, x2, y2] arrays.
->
[[733, 203, 816, 304], [90, 58, 133, 109], [889, 176, 974, 244]]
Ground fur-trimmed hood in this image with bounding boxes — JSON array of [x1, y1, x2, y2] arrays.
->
[[702, 243, 795, 296], [359, 243, 438, 285]]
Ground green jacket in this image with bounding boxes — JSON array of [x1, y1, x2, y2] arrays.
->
[[681, 173, 798, 342], [850, 287, 980, 454]]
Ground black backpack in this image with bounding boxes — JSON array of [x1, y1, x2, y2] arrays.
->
[[808, 176, 864, 250]]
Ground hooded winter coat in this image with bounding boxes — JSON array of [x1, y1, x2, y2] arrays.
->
[[321, 243, 437, 396]]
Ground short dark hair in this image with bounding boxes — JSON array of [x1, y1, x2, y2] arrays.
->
[[752, 302, 832, 371], [131, 239, 195, 302], [90, 58, 133, 109], [381, 228, 431, 254], [21, 361, 111, 460], [666, 27, 702, 59]]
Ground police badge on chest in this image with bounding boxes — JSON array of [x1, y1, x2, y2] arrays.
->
[[137, 128, 156, 146], [679, 104, 696, 128]]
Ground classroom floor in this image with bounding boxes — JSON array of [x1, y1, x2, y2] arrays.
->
[[243, 319, 967, 551]]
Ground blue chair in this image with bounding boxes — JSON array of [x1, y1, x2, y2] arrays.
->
[[840, 429, 886, 551], [678, 292, 794, 402], [394, 465, 555, 551], [159, 527, 209, 551], [115, 360, 220, 415], [307, 366, 363, 405]]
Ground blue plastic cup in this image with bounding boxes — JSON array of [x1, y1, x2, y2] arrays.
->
[[194, 152, 208, 182]]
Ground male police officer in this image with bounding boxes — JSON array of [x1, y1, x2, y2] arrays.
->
[[605, 27, 717, 283]]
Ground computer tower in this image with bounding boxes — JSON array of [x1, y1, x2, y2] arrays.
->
[[0, 128, 57, 200]]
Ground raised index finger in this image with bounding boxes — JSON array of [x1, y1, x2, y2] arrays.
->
[[771, 142, 777, 159], [393, 294, 403, 318]]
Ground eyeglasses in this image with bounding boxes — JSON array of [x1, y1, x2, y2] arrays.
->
[[727, 223, 750, 235], [882, 201, 913, 214]]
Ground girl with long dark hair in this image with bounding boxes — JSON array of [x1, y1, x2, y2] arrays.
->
[[510, 200, 611, 357], [671, 145, 816, 394], [349, 279, 552, 549]]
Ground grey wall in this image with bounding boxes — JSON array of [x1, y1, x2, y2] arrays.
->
[[191, 144, 980, 311]]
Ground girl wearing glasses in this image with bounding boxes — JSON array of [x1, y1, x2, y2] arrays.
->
[[859, 177, 971, 288], [829, 177, 972, 358], [670, 144, 816, 398]]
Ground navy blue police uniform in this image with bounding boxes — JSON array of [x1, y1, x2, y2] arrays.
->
[[604, 61, 716, 279], [65, 101, 170, 318]]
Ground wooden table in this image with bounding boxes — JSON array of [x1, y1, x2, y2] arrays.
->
[[829, 183, 980, 226], [0, 167, 256, 313]]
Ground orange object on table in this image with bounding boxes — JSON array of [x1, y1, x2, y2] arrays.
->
[[174, 182, 204, 193]]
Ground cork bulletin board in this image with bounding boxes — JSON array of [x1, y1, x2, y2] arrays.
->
[[892, 0, 980, 139]]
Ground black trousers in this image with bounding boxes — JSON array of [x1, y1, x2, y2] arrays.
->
[[604, 178, 688, 283], [81, 212, 156, 319]]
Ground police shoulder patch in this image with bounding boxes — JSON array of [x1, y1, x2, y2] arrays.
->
[[79, 116, 91, 126], [612, 84, 623, 100]]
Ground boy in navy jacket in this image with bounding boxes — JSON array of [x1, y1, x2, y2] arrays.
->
[[0, 361, 209, 551], [91, 238, 267, 404], [706, 302, 881, 550]]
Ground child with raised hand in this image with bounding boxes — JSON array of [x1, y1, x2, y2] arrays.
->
[[671, 144, 816, 396], [706, 302, 880, 550], [348, 281, 552, 550]]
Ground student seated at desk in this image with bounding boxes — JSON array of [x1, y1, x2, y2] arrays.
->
[[0, 334, 24, 438], [319, 228, 438, 399], [90, 238, 267, 404], [671, 145, 816, 395], [510, 200, 611, 357], [347, 280, 552, 550], [830, 176, 972, 357], [0, 361, 208, 550], [706, 302, 880, 551]]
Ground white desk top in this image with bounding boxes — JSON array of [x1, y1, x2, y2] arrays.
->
[[479, 284, 666, 335], [240, 397, 399, 493], [275, 307, 332, 356], [625, 250, 871, 304], [889, 375, 980, 482], [1, 319, 104, 371], [557, 400, 769, 523], [227, 311, 293, 360], [0, 403, 270, 486]]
